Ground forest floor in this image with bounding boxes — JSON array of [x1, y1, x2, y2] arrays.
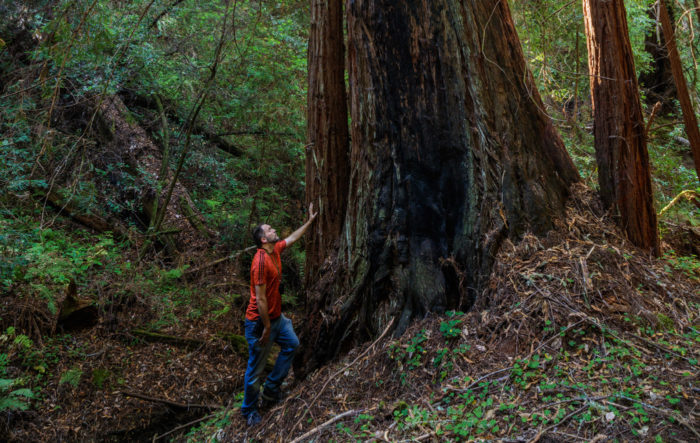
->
[[207, 185, 699, 443], [3, 185, 698, 442]]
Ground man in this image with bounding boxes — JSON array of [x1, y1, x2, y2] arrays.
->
[[241, 203, 317, 426]]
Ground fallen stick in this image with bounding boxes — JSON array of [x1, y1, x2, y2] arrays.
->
[[153, 412, 217, 441], [644, 101, 662, 138], [183, 245, 256, 275], [131, 329, 205, 348], [289, 409, 362, 443], [291, 318, 395, 431], [131, 329, 247, 351], [120, 390, 220, 410], [130, 329, 272, 367]]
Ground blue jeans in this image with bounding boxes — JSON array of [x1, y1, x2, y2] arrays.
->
[[241, 314, 299, 417]]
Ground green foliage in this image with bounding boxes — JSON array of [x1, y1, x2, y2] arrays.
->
[[388, 329, 428, 377], [0, 327, 35, 411], [2, 0, 309, 255], [0, 209, 123, 314], [0, 378, 34, 411], [0, 97, 41, 194], [512, 0, 655, 105], [512, 0, 699, 230], [91, 368, 111, 389], [378, 306, 697, 441], [440, 316, 462, 340], [210, 293, 241, 319], [59, 368, 83, 388], [662, 250, 700, 281]]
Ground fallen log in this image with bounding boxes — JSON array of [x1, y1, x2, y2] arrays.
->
[[41, 188, 128, 238], [118, 89, 244, 156]]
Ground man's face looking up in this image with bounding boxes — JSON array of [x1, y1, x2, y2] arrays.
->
[[261, 224, 280, 244]]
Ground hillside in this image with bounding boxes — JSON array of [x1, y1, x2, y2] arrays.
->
[[203, 185, 699, 442]]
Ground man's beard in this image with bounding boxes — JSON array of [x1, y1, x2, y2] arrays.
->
[[266, 234, 280, 243]]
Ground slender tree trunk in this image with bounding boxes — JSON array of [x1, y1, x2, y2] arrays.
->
[[659, 0, 700, 180], [297, 0, 579, 374], [305, 0, 350, 286], [573, 29, 580, 126], [582, 0, 660, 255], [639, 3, 677, 113]]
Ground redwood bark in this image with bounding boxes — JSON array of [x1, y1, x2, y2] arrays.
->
[[639, 3, 677, 112], [305, 0, 350, 286], [298, 0, 579, 372], [659, 0, 700, 180], [582, 0, 659, 255]]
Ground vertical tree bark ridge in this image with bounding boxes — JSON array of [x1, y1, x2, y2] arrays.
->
[[582, 0, 660, 255], [298, 0, 579, 373], [305, 0, 350, 286], [659, 0, 700, 180]]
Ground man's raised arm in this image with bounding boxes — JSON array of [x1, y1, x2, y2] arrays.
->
[[284, 203, 318, 247]]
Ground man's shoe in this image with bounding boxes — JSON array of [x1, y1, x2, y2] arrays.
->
[[246, 410, 262, 427], [261, 388, 286, 405]]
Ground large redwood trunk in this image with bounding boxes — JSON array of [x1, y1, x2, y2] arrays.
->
[[582, 0, 660, 255], [304, 0, 350, 286], [298, 0, 579, 372], [658, 0, 700, 181]]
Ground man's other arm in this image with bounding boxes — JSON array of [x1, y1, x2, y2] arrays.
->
[[255, 284, 271, 345]]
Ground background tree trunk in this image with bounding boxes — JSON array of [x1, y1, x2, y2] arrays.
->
[[297, 0, 579, 373], [659, 0, 700, 180], [304, 0, 350, 286], [639, 3, 677, 113], [582, 0, 660, 255]]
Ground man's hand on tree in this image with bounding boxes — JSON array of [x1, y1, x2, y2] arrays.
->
[[308, 202, 318, 221]]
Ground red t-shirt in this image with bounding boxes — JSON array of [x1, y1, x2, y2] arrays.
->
[[246, 240, 286, 321]]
